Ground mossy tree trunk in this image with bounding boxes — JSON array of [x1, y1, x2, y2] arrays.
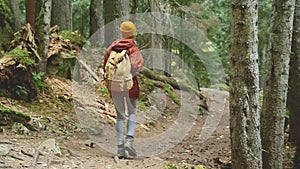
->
[[287, 0, 300, 167], [229, 0, 262, 168], [261, 0, 295, 168]]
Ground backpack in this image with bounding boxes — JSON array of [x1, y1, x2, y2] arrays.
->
[[104, 50, 133, 92]]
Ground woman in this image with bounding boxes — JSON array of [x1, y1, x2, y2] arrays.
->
[[102, 21, 144, 158]]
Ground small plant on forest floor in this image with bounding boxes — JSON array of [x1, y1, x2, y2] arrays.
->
[[16, 85, 29, 97], [98, 86, 109, 95], [32, 72, 49, 93], [138, 99, 150, 111]]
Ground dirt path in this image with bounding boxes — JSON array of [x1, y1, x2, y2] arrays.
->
[[0, 88, 230, 169], [158, 88, 230, 168]]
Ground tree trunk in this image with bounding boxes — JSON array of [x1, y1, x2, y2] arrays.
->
[[36, 0, 52, 72], [9, 0, 21, 31], [0, 0, 13, 51], [229, 0, 262, 168], [288, 0, 300, 167], [261, 0, 295, 168], [89, 0, 104, 47], [129, 0, 138, 21], [150, 0, 164, 73], [103, 0, 130, 47], [130, 0, 138, 15], [25, 0, 36, 30], [51, 0, 72, 30]]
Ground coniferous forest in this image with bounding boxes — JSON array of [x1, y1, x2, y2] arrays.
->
[[0, 0, 300, 168]]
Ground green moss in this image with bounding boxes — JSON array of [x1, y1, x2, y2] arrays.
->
[[59, 30, 86, 47], [140, 78, 155, 93], [138, 99, 150, 111], [0, 106, 31, 125], [6, 48, 37, 66], [142, 68, 163, 81], [163, 85, 181, 106], [164, 163, 178, 169]]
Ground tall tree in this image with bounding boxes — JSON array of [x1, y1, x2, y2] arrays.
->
[[287, 0, 300, 167], [25, 0, 36, 29], [51, 0, 72, 30], [103, 0, 130, 47], [229, 0, 262, 168], [130, 0, 138, 15], [72, 0, 90, 37], [261, 0, 295, 168], [36, 0, 52, 72], [90, 0, 103, 36], [89, 0, 104, 46], [149, 0, 166, 73], [9, 0, 21, 31], [0, 0, 14, 51]]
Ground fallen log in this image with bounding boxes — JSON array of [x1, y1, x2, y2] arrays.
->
[[0, 106, 31, 128], [139, 68, 207, 109]]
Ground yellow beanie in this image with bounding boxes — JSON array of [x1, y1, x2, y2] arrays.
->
[[120, 21, 136, 38]]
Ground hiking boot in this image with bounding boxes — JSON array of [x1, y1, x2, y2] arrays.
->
[[117, 144, 126, 159], [124, 136, 137, 157]]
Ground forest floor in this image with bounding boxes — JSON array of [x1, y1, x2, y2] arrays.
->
[[0, 76, 295, 169]]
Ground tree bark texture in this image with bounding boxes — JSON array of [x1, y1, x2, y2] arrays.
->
[[0, 0, 13, 51], [9, 0, 21, 31], [34, 0, 52, 72], [150, 0, 165, 73], [103, 0, 130, 47], [89, 0, 104, 47], [229, 0, 262, 168], [25, 0, 36, 30], [288, 0, 300, 167], [40, 0, 52, 72], [51, 0, 72, 30], [261, 0, 295, 168]]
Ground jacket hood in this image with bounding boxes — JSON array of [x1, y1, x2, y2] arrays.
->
[[111, 39, 135, 51]]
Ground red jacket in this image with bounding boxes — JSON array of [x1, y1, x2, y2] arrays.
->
[[102, 38, 144, 99]]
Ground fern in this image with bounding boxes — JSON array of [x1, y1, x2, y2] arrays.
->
[[32, 72, 49, 93]]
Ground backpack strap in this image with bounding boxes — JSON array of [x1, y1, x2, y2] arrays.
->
[[120, 50, 127, 56]]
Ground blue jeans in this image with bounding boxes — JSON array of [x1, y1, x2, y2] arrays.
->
[[112, 96, 137, 146]]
